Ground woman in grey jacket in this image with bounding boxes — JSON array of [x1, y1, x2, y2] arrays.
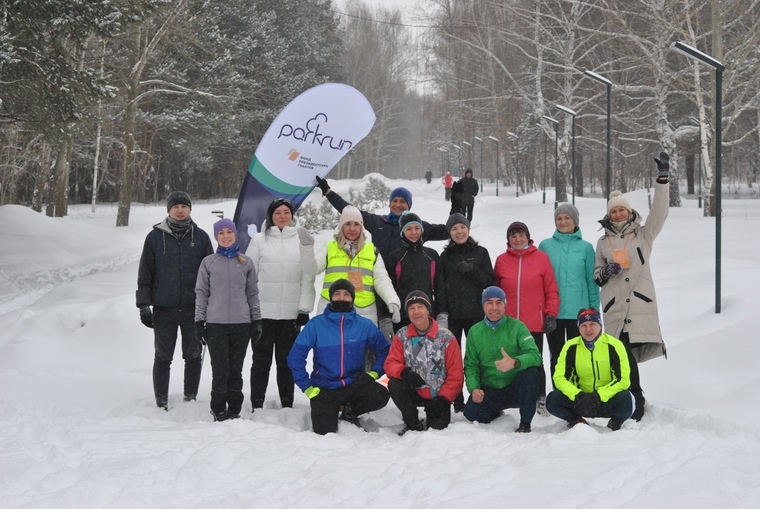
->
[[594, 151, 671, 421], [195, 218, 262, 422]]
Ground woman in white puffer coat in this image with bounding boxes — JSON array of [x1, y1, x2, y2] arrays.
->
[[245, 198, 315, 411]]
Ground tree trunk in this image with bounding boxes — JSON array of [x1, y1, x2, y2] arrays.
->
[[52, 137, 73, 217]]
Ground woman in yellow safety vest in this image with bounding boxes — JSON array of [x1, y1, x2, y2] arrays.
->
[[302, 205, 401, 327]]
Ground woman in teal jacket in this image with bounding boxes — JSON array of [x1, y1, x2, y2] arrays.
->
[[538, 203, 599, 386]]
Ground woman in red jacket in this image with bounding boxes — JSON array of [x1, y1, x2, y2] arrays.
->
[[493, 221, 560, 412]]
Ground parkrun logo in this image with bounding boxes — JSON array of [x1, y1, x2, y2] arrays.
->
[[277, 113, 354, 151]]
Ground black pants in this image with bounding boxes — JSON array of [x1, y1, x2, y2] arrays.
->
[[545, 319, 579, 389], [463, 367, 540, 424], [619, 332, 642, 394], [310, 381, 389, 435], [531, 331, 547, 398], [388, 378, 451, 430], [152, 306, 203, 405], [462, 202, 474, 222], [448, 316, 481, 408], [250, 319, 298, 408], [207, 323, 250, 415]]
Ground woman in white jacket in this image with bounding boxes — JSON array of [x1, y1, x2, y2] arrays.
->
[[302, 205, 401, 327], [245, 198, 315, 411]]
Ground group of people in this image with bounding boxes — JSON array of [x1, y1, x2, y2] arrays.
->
[[136, 151, 671, 434]]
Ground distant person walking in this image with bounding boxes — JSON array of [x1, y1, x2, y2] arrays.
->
[[443, 171, 453, 201], [459, 168, 479, 222], [136, 191, 213, 410]]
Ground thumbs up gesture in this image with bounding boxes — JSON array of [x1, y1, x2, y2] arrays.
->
[[494, 347, 517, 373]]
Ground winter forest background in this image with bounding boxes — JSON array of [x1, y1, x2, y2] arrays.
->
[[2, 0, 759, 225]]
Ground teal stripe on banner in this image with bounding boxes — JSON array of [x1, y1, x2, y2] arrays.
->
[[248, 156, 314, 199]]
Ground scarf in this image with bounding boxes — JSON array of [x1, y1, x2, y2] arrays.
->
[[167, 216, 192, 236], [485, 316, 505, 328], [385, 212, 401, 225], [217, 243, 240, 259]]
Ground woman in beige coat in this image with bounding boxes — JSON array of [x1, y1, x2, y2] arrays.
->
[[594, 151, 670, 421]]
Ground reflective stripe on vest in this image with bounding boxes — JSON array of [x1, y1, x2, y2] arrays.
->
[[322, 241, 377, 307]]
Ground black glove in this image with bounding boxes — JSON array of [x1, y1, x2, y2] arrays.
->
[[353, 371, 378, 389], [195, 321, 206, 345], [139, 306, 153, 329], [456, 260, 474, 273], [544, 315, 557, 334], [573, 392, 601, 417], [601, 262, 622, 279], [295, 313, 310, 328], [401, 367, 426, 388], [426, 396, 450, 416], [250, 320, 263, 344], [654, 151, 670, 179], [315, 175, 330, 196]]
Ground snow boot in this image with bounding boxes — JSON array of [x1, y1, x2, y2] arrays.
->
[[568, 417, 588, 428], [606, 419, 622, 431], [515, 422, 532, 433], [398, 418, 425, 436], [211, 410, 228, 422]]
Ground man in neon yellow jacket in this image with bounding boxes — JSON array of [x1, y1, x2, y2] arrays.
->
[[546, 308, 633, 431]]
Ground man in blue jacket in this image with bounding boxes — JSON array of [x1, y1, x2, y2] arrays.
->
[[136, 191, 213, 410], [287, 279, 390, 435]]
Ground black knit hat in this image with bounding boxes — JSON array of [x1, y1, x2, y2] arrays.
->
[[266, 198, 294, 228], [328, 279, 355, 301], [399, 211, 423, 238], [404, 290, 432, 314], [166, 191, 191, 211]]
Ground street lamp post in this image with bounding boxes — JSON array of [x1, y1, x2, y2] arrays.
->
[[670, 41, 725, 313], [543, 115, 560, 209], [536, 123, 547, 204], [487, 136, 500, 196], [438, 147, 449, 177], [556, 104, 577, 205], [462, 141, 472, 171], [473, 137, 484, 192], [583, 70, 613, 200], [507, 131, 519, 197], [452, 144, 464, 176]]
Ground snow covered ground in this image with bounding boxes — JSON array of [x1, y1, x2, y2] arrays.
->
[[1, 175, 759, 508]]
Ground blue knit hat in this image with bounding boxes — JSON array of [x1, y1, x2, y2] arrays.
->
[[577, 308, 603, 327], [213, 218, 237, 238], [389, 187, 413, 209], [482, 286, 506, 305]]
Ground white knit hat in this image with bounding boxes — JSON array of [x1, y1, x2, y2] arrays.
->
[[607, 191, 632, 216], [338, 205, 363, 230]]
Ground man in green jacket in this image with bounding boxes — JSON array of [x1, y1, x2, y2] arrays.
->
[[546, 308, 633, 431], [463, 286, 542, 433]]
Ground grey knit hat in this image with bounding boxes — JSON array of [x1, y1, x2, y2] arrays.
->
[[554, 203, 579, 228]]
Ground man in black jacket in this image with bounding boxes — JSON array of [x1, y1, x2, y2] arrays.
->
[[459, 168, 479, 223], [136, 191, 213, 410]]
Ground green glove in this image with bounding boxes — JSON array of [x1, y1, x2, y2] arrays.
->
[[304, 386, 321, 399]]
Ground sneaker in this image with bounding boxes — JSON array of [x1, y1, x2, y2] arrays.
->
[[568, 417, 588, 428], [210, 410, 228, 422], [226, 412, 240, 421], [339, 404, 362, 428], [631, 391, 646, 422], [536, 396, 549, 417], [515, 422, 532, 433], [156, 399, 168, 411], [398, 419, 425, 436], [183, 394, 196, 402], [606, 419, 622, 431]]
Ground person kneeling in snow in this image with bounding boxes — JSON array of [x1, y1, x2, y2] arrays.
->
[[462, 286, 542, 433], [384, 291, 463, 435], [287, 279, 390, 435], [545, 308, 633, 431]]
